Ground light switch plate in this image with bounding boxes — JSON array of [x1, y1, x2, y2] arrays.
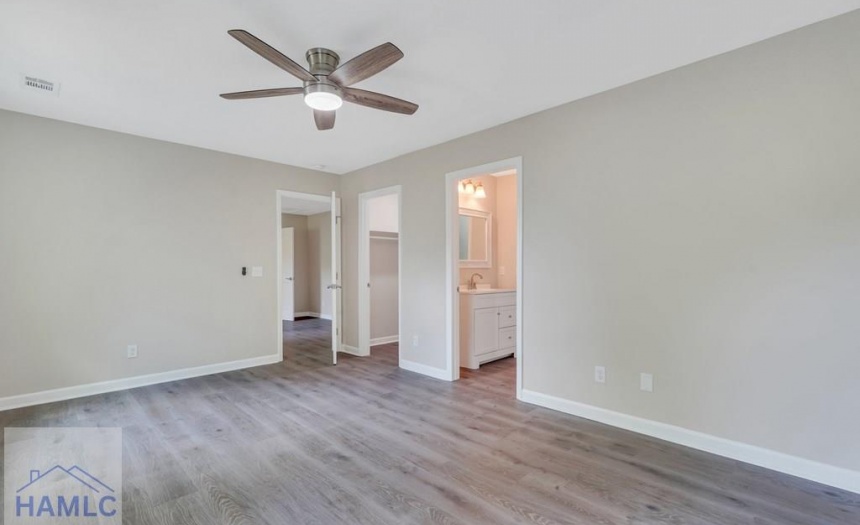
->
[[251, 266, 263, 277], [127, 345, 138, 359], [594, 366, 606, 384], [640, 373, 653, 392]]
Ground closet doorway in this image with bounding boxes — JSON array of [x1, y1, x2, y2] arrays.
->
[[357, 186, 402, 363]]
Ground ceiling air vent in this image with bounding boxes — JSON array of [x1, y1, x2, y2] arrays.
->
[[21, 75, 60, 96]]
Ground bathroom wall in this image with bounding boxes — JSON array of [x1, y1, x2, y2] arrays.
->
[[495, 174, 518, 289], [458, 174, 497, 287]]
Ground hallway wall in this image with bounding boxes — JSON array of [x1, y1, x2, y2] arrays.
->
[[281, 214, 310, 314]]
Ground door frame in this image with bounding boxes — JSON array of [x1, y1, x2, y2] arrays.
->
[[276, 190, 335, 360], [445, 157, 523, 400], [358, 185, 403, 358], [281, 226, 295, 321]]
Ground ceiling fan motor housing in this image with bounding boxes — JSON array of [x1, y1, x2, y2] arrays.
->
[[305, 48, 340, 76]]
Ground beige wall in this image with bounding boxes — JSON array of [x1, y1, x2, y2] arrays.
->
[[280, 214, 310, 313], [370, 233, 399, 340], [495, 174, 517, 289], [340, 11, 860, 473], [307, 212, 332, 318], [0, 109, 339, 398]]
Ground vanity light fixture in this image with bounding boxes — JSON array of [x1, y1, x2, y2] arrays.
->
[[463, 180, 476, 194], [474, 183, 486, 199]]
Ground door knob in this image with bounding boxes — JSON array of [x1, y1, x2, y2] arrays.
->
[[285, 277, 293, 281]]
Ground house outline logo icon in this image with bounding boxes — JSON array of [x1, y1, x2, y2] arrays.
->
[[18, 465, 115, 494], [15, 464, 118, 519]]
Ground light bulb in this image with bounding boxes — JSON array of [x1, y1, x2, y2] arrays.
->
[[474, 183, 486, 199], [304, 91, 343, 111], [464, 181, 475, 194], [304, 82, 343, 111]]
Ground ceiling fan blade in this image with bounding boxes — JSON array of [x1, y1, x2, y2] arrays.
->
[[220, 87, 303, 100], [228, 29, 316, 82], [314, 110, 336, 130], [328, 42, 403, 87], [342, 87, 418, 115]]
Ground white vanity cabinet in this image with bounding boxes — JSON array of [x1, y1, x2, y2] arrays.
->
[[459, 290, 516, 369]]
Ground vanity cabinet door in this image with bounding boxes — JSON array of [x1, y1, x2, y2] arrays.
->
[[473, 308, 500, 356]]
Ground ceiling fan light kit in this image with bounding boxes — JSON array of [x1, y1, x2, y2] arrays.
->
[[221, 30, 418, 130], [304, 81, 343, 111]]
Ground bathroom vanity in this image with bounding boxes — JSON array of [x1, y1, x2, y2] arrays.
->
[[459, 289, 516, 369]]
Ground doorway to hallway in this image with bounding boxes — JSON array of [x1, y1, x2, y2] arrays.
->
[[277, 190, 342, 365]]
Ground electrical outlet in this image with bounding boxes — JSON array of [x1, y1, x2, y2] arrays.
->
[[640, 373, 653, 392], [412, 335, 419, 348], [594, 366, 606, 384], [499, 266, 506, 276], [127, 345, 138, 359]]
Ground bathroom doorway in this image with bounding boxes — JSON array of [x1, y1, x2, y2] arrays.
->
[[357, 186, 402, 365], [445, 158, 523, 398]]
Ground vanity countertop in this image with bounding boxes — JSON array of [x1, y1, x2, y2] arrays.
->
[[459, 288, 516, 295]]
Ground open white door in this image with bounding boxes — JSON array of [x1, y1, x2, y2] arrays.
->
[[281, 227, 295, 321], [329, 191, 342, 364]]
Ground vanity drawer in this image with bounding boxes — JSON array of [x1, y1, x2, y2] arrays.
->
[[498, 306, 516, 328], [468, 292, 516, 310], [498, 327, 516, 349], [471, 294, 499, 310]]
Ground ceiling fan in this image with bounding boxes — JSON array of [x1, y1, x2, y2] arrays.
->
[[220, 30, 418, 131]]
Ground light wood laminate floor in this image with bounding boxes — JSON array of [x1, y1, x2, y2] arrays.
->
[[0, 320, 857, 524]]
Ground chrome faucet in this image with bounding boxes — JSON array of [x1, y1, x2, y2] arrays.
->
[[468, 273, 484, 290]]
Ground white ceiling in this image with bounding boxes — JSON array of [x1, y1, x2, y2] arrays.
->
[[1, 1, 857, 174]]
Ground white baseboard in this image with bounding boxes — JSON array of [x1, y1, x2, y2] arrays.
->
[[399, 359, 451, 381], [0, 353, 283, 412], [340, 344, 369, 357], [370, 335, 399, 346], [519, 389, 860, 495]]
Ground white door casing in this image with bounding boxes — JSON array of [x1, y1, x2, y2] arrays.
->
[[330, 191, 342, 365], [281, 227, 295, 321], [358, 186, 402, 358]]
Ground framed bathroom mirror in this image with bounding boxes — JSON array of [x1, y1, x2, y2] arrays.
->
[[458, 208, 492, 268]]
